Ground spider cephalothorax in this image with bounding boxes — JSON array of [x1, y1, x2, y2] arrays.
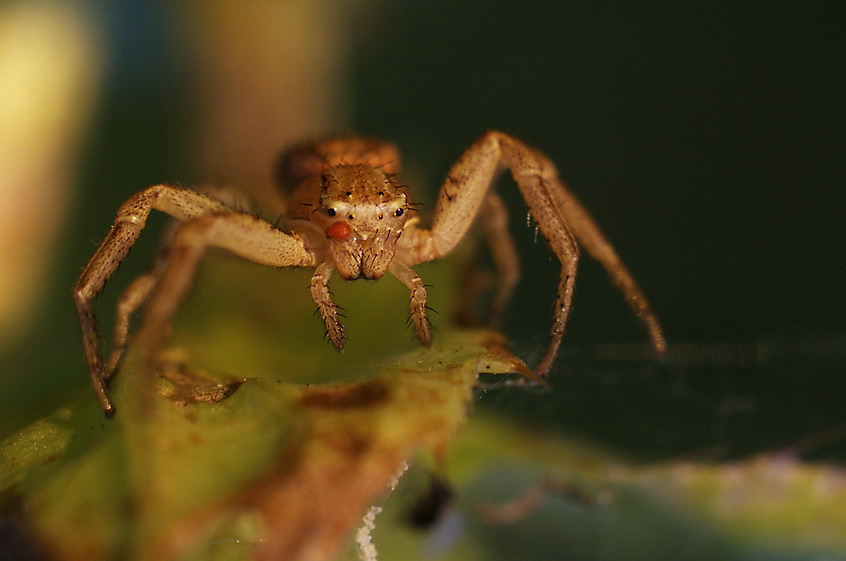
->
[[75, 131, 666, 416], [288, 163, 410, 281]]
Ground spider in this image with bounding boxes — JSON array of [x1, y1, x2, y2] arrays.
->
[[74, 131, 666, 417]]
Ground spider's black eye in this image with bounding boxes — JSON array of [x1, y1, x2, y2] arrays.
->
[[326, 208, 336, 217], [395, 208, 404, 217]]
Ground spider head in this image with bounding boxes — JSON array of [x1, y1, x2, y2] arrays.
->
[[316, 164, 410, 280]]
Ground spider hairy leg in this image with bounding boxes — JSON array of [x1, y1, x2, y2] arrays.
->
[[73, 184, 232, 416], [388, 261, 432, 346], [139, 213, 315, 359], [498, 135, 666, 359], [402, 131, 664, 378], [310, 261, 345, 351], [74, 184, 314, 416], [495, 131, 666, 371]]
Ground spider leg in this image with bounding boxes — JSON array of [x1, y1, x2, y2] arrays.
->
[[452, 192, 520, 328], [494, 133, 666, 370], [139, 213, 314, 364], [388, 261, 432, 346], [402, 131, 665, 377], [105, 264, 161, 380], [309, 261, 345, 351], [480, 192, 521, 328], [74, 184, 233, 415], [74, 184, 314, 416]]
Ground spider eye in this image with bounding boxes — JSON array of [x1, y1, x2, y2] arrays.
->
[[394, 208, 404, 217], [326, 208, 336, 217]]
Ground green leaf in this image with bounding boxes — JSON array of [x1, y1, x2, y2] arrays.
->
[[0, 257, 529, 561]]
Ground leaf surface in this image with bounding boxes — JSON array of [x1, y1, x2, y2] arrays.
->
[[0, 258, 529, 561]]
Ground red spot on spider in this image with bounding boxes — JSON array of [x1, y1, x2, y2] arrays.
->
[[327, 221, 353, 240]]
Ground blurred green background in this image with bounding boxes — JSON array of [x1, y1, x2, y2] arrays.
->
[[1, 0, 844, 465]]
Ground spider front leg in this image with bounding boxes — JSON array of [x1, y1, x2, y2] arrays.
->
[[138, 213, 315, 367], [75, 184, 314, 416], [74, 184, 233, 415], [405, 131, 665, 378], [493, 132, 666, 372]]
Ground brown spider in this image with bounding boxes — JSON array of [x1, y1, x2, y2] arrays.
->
[[74, 131, 666, 416]]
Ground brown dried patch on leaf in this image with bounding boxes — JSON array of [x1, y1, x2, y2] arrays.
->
[[156, 349, 245, 406], [297, 379, 390, 409]]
